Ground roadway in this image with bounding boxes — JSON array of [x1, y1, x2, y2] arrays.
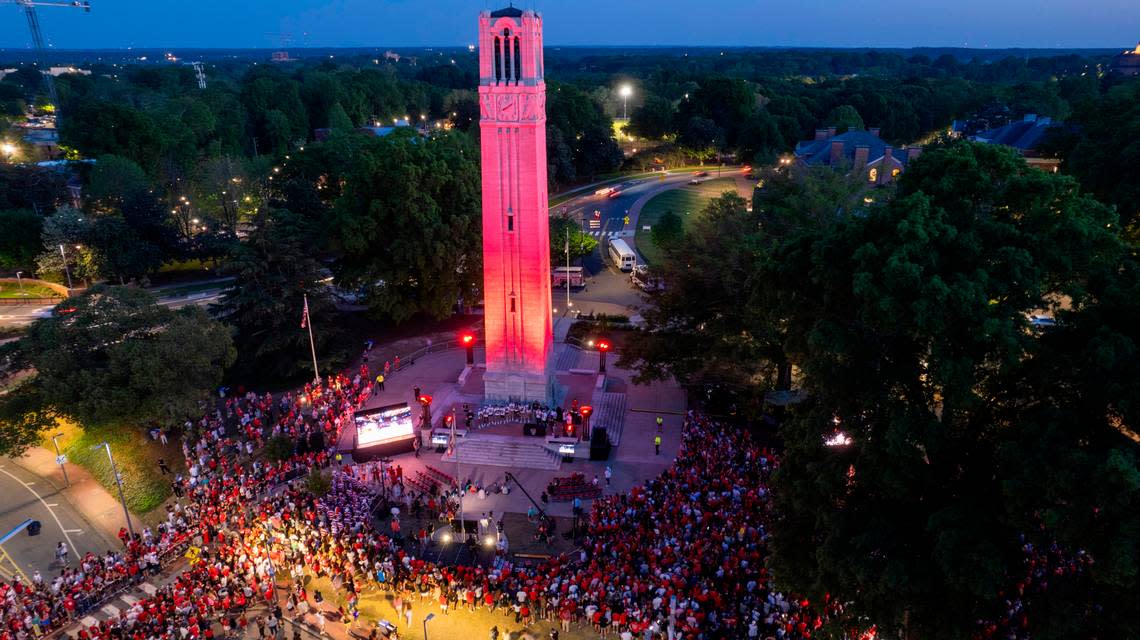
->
[[550, 169, 732, 315], [0, 289, 223, 328], [0, 459, 105, 579]]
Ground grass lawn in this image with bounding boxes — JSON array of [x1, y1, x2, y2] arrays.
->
[[634, 177, 740, 265], [46, 419, 180, 516], [0, 282, 62, 299]]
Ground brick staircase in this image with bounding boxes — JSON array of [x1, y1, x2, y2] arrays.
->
[[440, 434, 562, 471]]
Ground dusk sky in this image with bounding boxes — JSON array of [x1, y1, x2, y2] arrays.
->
[[0, 0, 1136, 50]]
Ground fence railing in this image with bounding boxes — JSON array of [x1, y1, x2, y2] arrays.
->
[[0, 297, 58, 306], [391, 337, 473, 373]]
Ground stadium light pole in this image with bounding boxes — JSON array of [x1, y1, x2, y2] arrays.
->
[[619, 84, 632, 119]]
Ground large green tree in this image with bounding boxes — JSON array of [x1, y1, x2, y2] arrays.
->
[[546, 82, 624, 187], [1043, 79, 1140, 241], [550, 214, 598, 263], [624, 141, 1140, 638], [627, 94, 676, 140], [0, 209, 43, 270], [327, 129, 482, 323], [2, 286, 234, 430], [212, 209, 340, 381]]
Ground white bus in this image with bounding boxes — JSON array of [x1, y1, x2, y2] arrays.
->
[[608, 238, 637, 272]]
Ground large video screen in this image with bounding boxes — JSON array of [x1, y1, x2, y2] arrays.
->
[[355, 403, 415, 447]]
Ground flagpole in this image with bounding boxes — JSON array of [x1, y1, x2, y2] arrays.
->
[[304, 294, 320, 384], [565, 228, 571, 311]]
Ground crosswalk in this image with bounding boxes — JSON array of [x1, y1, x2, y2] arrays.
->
[[588, 230, 635, 238], [74, 580, 160, 630]]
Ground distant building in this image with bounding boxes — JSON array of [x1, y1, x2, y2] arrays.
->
[[46, 66, 91, 77], [794, 127, 921, 186], [971, 114, 1061, 172], [313, 119, 421, 142], [948, 102, 1015, 139], [1110, 42, 1140, 76]]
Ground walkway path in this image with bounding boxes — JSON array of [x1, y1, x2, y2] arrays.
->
[[1, 447, 130, 576]]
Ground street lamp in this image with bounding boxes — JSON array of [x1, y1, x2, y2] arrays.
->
[[15, 271, 24, 295], [619, 84, 632, 120], [91, 442, 135, 539], [50, 433, 69, 487], [0, 142, 16, 159], [423, 613, 435, 640], [596, 338, 611, 373], [58, 244, 73, 290]]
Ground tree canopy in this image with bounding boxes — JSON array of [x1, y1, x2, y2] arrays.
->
[[550, 214, 599, 263], [212, 209, 341, 382], [325, 129, 482, 323], [622, 141, 1140, 639], [1, 286, 234, 437]]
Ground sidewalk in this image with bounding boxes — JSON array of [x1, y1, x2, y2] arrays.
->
[[12, 446, 137, 550]]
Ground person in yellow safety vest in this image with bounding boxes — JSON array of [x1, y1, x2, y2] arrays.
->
[[656, 415, 663, 432], [376, 373, 385, 391], [654, 434, 662, 455]]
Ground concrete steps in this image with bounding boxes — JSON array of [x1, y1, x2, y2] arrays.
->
[[594, 392, 627, 446], [554, 343, 582, 372], [441, 435, 562, 471]]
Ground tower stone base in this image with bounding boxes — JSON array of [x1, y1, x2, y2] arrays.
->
[[484, 367, 556, 405]]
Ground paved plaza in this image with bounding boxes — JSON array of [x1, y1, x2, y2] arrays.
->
[[345, 340, 686, 523]]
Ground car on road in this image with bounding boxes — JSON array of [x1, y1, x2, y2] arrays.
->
[[1029, 314, 1057, 328], [606, 189, 622, 199], [693, 171, 709, 177], [594, 187, 615, 197]]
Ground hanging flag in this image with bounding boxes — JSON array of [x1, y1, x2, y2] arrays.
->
[[300, 296, 310, 329]]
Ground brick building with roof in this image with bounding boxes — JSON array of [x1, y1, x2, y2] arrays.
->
[[794, 127, 922, 186]]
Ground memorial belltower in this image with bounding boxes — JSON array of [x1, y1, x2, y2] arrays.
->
[[478, 6, 555, 403]]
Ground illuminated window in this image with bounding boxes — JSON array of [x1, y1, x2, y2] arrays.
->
[[868, 168, 878, 183], [891, 168, 901, 177]]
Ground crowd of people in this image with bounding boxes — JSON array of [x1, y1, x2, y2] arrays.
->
[[0, 343, 942, 640]]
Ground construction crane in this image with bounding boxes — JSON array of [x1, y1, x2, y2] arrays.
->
[[0, 0, 91, 118], [190, 61, 206, 89]]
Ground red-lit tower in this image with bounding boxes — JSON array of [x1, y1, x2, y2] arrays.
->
[[478, 6, 554, 403]]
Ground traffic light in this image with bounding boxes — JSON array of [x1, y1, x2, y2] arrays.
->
[[460, 332, 476, 365]]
